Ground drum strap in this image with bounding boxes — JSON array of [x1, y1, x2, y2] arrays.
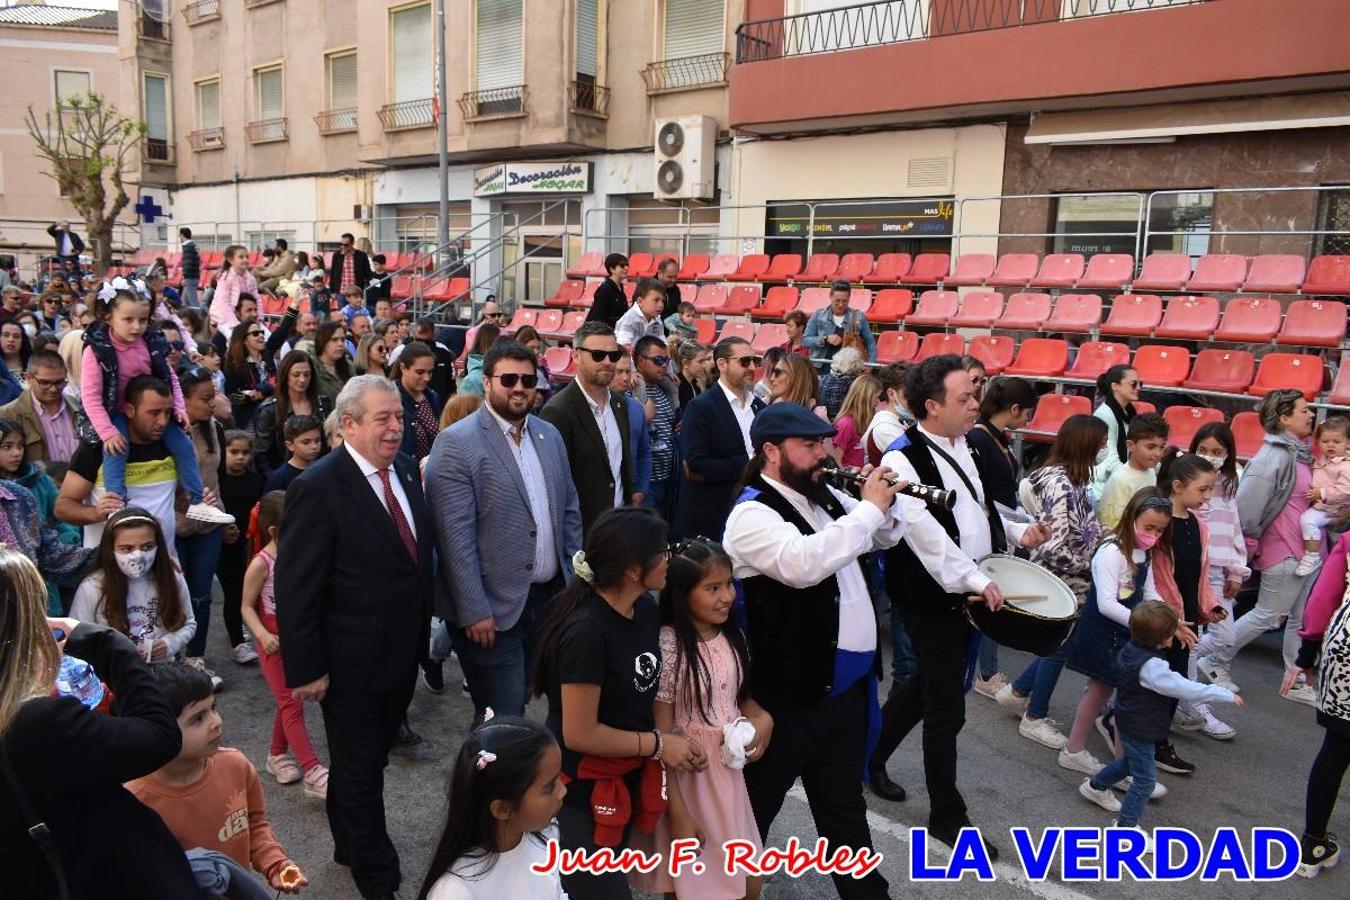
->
[[973, 422, 1016, 472], [920, 433, 1007, 555]]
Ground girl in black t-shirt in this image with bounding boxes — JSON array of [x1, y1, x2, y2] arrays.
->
[[531, 506, 706, 900]]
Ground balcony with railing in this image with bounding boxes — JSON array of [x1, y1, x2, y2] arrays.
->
[[569, 80, 610, 118], [142, 138, 175, 165], [459, 86, 528, 122], [187, 127, 224, 151], [245, 118, 287, 143], [729, 0, 1350, 133], [642, 53, 730, 95], [378, 98, 436, 131], [315, 108, 358, 135], [183, 0, 220, 24], [139, 7, 169, 41]]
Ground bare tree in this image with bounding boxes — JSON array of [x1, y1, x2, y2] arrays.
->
[[25, 91, 144, 273]]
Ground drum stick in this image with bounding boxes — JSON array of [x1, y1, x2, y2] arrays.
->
[[966, 593, 1048, 603]]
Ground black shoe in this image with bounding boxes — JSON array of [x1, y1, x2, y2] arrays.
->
[[397, 719, 423, 747], [867, 765, 907, 802], [1154, 741, 1195, 775], [1298, 832, 1340, 878], [1095, 710, 1116, 752], [420, 661, 444, 693], [929, 824, 999, 863]]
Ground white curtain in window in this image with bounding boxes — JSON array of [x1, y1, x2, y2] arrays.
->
[[663, 0, 723, 59], [197, 81, 220, 129], [476, 0, 523, 91], [144, 75, 169, 140], [576, 0, 599, 77], [55, 70, 91, 104], [391, 4, 433, 103], [257, 68, 284, 119], [328, 53, 357, 109]]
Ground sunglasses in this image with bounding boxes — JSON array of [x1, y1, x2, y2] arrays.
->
[[483, 312, 502, 319], [490, 372, 539, 389], [168, 340, 186, 351], [579, 348, 624, 363], [733, 355, 763, 368], [642, 355, 670, 367], [770, 366, 787, 378], [246, 330, 264, 337], [1125, 380, 1141, 389]]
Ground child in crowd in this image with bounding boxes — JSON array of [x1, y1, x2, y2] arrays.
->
[[239, 491, 329, 798], [640, 538, 770, 900], [663, 300, 698, 342], [1096, 413, 1168, 529], [217, 431, 265, 666], [264, 414, 323, 493], [127, 663, 308, 895], [1078, 601, 1241, 834], [0, 417, 80, 612], [1297, 415, 1350, 576], [70, 506, 196, 663], [80, 283, 231, 526], [324, 409, 343, 448], [420, 716, 566, 900], [198, 342, 226, 395], [339, 285, 369, 326], [1192, 423, 1250, 696]]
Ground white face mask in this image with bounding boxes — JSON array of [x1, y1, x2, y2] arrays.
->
[[114, 546, 156, 579], [1198, 453, 1227, 470]]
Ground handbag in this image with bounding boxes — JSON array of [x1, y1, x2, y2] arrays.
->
[[1, 746, 70, 899]]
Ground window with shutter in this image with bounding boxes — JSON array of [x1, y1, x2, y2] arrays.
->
[[256, 67, 284, 119], [54, 70, 92, 106], [390, 4, 432, 104], [323, 52, 358, 132], [663, 0, 723, 60], [144, 75, 169, 140], [197, 80, 220, 129], [476, 0, 523, 92], [576, 0, 599, 78]]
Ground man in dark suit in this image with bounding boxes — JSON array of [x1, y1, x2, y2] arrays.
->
[[275, 375, 433, 900], [540, 320, 632, 535], [674, 336, 766, 539], [328, 231, 372, 294]]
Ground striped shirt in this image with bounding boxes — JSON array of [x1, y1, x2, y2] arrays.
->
[[1197, 478, 1251, 583], [647, 384, 676, 481]]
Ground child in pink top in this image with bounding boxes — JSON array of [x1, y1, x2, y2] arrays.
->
[[1298, 415, 1350, 576], [210, 244, 258, 332]]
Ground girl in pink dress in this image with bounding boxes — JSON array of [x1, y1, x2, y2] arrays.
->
[[644, 538, 773, 900]]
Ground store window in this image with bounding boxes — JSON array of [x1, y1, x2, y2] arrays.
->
[[1053, 192, 1213, 258], [764, 198, 954, 259]]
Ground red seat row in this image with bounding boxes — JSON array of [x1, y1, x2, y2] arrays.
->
[[1020, 397, 1267, 458]]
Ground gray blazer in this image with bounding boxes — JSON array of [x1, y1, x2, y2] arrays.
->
[[425, 405, 582, 630]]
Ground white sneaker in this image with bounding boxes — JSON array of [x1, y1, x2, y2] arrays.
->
[[972, 672, 1009, 700], [1019, 715, 1068, 750], [266, 753, 302, 785], [1284, 684, 1318, 707], [1112, 776, 1168, 799], [994, 683, 1028, 716], [1110, 822, 1153, 856], [186, 502, 236, 525], [1079, 778, 1122, 813], [1294, 551, 1322, 577], [230, 642, 258, 665], [1197, 656, 1240, 693], [185, 656, 223, 691], [1194, 702, 1236, 740], [1058, 747, 1105, 776]]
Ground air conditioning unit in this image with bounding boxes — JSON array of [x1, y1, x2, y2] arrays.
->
[[352, 204, 373, 222], [653, 115, 715, 201]]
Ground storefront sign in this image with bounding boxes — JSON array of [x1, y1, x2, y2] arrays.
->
[[767, 199, 954, 237], [474, 162, 592, 197]]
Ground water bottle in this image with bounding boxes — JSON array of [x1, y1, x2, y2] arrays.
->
[[55, 654, 105, 710]]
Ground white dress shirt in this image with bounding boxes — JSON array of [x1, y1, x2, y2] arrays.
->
[[720, 380, 756, 457], [486, 404, 558, 583], [581, 385, 624, 506], [723, 474, 905, 653], [881, 423, 1026, 595], [346, 442, 416, 539]]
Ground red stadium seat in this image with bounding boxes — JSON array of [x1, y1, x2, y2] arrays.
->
[[1132, 253, 1191, 292], [1132, 345, 1191, 387], [1248, 353, 1325, 400], [535, 310, 564, 337], [1276, 300, 1348, 348], [1032, 253, 1086, 288], [876, 330, 918, 364], [567, 251, 604, 279], [797, 287, 832, 315], [968, 335, 1015, 374], [1023, 394, 1092, 443], [260, 294, 287, 318], [906, 253, 950, 285], [761, 254, 802, 283], [694, 284, 730, 314], [836, 253, 875, 283], [202, 250, 224, 270], [553, 311, 587, 341], [704, 254, 740, 280], [915, 332, 965, 361], [1243, 255, 1306, 293], [864, 253, 912, 284], [391, 275, 417, 301], [718, 318, 756, 344], [1330, 365, 1350, 405], [1186, 254, 1248, 292], [997, 293, 1052, 330], [694, 319, 717, 344], [869, 289, 914, 323], [756, 286, 799, 319], [849, 288, 873, 313], [1183, 349, 1256, 394], [624, 282, 637, 303], [542, 346, 575, 380], [798, 254, 839, 283], [727, 254, 771, 282], [987, 253, 1040, 288], [724, 285, 761, 315], [905, 290, 960, 327], [503, 307, 538, 335], [627, 252, 655, 278], [945, 254, 995, 287], [1302, 255, 1350, 295], [1066, 341, 1131, 380], [1100, 294, 1162, 337], [677, 254, 709, 281], [1231, 412, 1264, 460], [1043, 294, 1103, 333], [1132, 401, 1156, 415], [1215, 296, 1281, 343], [1078, 254, 1135, 291], [949, 291, 1004, 328], [423, 277, 470, 302], [575, 281, 599, 308], [1163, 406, 1225, 449], [1154, 295, 1220, 340], [752, 323, 787, 353], [1004, 338, 1069, 377], [545, 279, 584, 308]]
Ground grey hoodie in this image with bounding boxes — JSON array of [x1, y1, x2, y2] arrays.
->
[[1235, 432, 1302, 539]]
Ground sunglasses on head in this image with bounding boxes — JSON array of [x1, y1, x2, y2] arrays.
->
[[580, 348, 624, 363], [490, 372, 538, 389], [733, 355, 763, 368]]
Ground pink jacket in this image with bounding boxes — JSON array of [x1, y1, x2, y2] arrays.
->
[[1152, 513, 1222, 625], [1313, 456, 1350, 512], [1301, 531, 1350, 640], [210, 268, 257, 329]]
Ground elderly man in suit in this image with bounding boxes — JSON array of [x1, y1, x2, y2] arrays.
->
[[540, 320, 633, 534], [276, 375, 433, 900], [426, 339, 582, 720], [674, 336, 766, 539]]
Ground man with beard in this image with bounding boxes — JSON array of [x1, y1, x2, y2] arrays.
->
[[723, 402, 905, 900], [425, 340, 580, 718], [656, 255, 683, 319]]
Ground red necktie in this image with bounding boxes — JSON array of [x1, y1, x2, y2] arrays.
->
[[378, 468, 418, 563]]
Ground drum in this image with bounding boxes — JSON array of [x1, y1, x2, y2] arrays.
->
[[965, 554, 1079, 657]]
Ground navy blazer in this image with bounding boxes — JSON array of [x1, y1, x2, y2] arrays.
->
[[674, 383, 764, 539], [540, 380, 633, 535]]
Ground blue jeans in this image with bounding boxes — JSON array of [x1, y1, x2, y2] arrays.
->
[[179, 530, 223, 658], [102, 412, 204, 504], [1091, 733, 1156, 826], [889, 604, 917, 685], [1011, 641, 1069, 720], [643, 465, 676, 524], [181, 277, 199, 308], [450, 577, 561, 719], [978, 636, 1000, 679]]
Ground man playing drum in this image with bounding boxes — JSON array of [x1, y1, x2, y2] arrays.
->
[[869, 355, 1049, 860]]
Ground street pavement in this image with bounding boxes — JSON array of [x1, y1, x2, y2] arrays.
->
[[197, 594, 1345, 900]]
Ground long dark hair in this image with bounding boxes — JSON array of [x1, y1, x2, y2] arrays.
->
[[1189, 422, 1239, 496], [225, 321, 260, 383], [275, 350, 318, 429], [178, 365, 218, 455], [418, 716, 557, 897], [0, 417, 25, 477], [1157, 447, 1215, 498], [93, 506, 185, 637], [1113, 486, 1174, 562], [1042, 413, 1109, 487], [658, 538, 750, 725], [532, 507, 669, 697], [1096, 364, 1137, 463], [314, 320, 353, 380], [978, 376, 1036, 422]]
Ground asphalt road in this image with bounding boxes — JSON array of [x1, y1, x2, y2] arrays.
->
[[197, 595, 1345, 900]]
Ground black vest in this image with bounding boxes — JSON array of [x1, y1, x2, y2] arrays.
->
[[884, 424, 1006, 618], [738, 475, 845, 703], [1115, 641, 1173, 743]]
